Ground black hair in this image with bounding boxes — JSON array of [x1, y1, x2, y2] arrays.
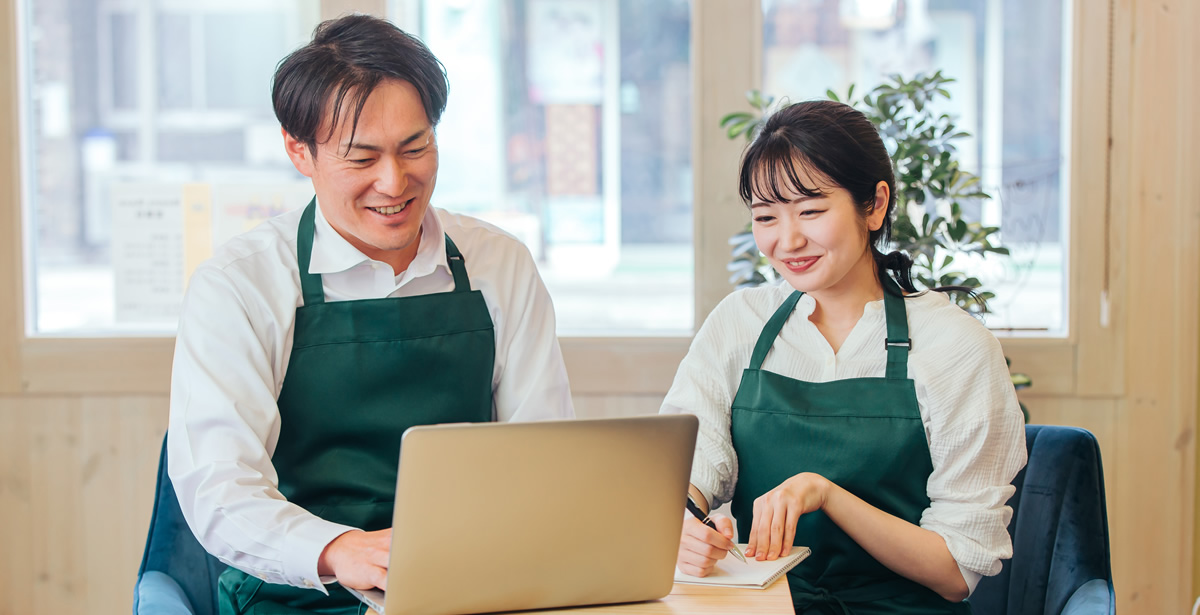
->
[[272, 14, 449, 156], [738, 100, 920, 294]]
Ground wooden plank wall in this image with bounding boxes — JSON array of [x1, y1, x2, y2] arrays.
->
[[0, 394, 660, 615]]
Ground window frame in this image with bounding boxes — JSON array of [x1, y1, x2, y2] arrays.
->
[[0, 0, 1116, 401]]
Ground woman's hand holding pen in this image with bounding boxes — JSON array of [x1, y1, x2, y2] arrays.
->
[[676, 513, 737, 577], [746, 472, 830, 561]]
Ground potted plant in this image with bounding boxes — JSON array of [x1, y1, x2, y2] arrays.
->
[[721, 72, 1030, 420]]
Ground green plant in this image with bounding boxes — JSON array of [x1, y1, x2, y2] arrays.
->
[[720, 73, 1030, 417], [721, 73, 1012, 312], [723, 91, 780, 290]]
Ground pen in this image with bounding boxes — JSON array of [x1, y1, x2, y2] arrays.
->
[[685, 496, 746, 563]]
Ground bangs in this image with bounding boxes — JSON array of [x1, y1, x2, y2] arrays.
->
[[321, 75, 380, 156], [739, 136, 830, 205]]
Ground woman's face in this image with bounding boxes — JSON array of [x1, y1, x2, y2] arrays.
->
[[749, 162, 888, 299]]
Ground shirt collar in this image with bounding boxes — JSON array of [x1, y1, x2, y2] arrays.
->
[[308, 200, 449, 279], [787, 285, 885, 318]]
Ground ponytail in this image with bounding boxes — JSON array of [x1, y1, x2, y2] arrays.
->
[[872, 248, 917, 294], [874, 247, 987, 311]]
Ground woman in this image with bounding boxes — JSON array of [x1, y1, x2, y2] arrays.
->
[[663, 100, 1026, 614]]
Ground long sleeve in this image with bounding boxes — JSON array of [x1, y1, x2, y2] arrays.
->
[[659, 289, 770, 508], [168, 262, 354, 593], [910, 305, 1027, 578], [658, 284, 1026, 589], [450, 216, 575, 423], [168, 206, 575, 594]]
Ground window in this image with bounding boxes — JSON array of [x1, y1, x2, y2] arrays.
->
[[25, 0, 316, 334], [21, 0, 693, 336], [760, 0, 1071, 333], [405, 0, 694, 335]]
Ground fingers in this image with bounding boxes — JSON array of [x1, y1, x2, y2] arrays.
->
[[711, 514, 736, 541], [781, 505, 800, 557], [677, 517, 733, 577], [676, 545, 719, 577], [745, 500, 759, 558], [680, 518, 731, 558], [766, 498, 787, 560], [370, 564, 389, 591], [753, 498, 774, 560]]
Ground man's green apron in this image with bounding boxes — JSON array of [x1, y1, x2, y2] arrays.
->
[[730, 275, 972, 615], [218, 201, 495, 615]]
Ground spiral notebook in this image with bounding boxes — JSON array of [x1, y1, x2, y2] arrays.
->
[[674, 546, 810, 589]]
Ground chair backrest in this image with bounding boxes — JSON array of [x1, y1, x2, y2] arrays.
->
[[969, 424, 1114, 615], [134, 434, 227, 615]]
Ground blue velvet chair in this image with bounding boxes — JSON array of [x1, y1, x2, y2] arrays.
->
[[134, 435, 227, 614], [969, 424, 1115, 615]]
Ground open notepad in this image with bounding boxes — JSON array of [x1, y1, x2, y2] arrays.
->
[[674, 546, 810, 589]]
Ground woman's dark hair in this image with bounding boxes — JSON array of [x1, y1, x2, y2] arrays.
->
[[737, 100, 918, 294], [272, 14, 449, 156]]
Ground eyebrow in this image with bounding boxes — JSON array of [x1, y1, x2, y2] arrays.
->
[[750, 194, 821, 207], [340, 128, 430, 154]]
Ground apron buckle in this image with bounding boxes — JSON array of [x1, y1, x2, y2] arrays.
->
[[885, 338, 912, 349]]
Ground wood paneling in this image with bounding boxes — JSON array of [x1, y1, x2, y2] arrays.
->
[[573, 394, 665, 420], [692, 0, 762, 325], [0, 397, 167, 615], [1113, 0, 1200, 611], [0, 0, 22, 394]]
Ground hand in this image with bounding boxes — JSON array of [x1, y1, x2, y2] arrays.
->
[[317, 529, 392, 591], [676, 513, 737, 577], [745, 472, 830, 561]]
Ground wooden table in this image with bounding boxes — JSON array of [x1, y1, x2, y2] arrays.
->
[[368, 578, 793, 614]]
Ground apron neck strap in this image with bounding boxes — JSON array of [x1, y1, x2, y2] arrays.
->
[[297, 200, 324, 306], [746, 274, 912, 379], [296, 200, 472, 304], [748, 290, 803, 370], [880, 273, 911, 380], [443, 235, 471, 292]]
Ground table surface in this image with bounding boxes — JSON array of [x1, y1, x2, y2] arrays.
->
[[367, 577, 793, 614]]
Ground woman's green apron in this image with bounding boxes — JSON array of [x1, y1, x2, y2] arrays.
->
[[218, 201, 495, 615], [730, 275, 971, 615]]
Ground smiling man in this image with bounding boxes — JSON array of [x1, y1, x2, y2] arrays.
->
[[166, 14, 574, 615]]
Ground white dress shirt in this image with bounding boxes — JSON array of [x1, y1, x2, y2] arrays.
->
[[659, 280, 1027, 594], [168, 203, 574, 592]]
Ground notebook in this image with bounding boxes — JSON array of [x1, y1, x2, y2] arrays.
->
[[345, 415, 699, 615], [674, 545, 810, 589]]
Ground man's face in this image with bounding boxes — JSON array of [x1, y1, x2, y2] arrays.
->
[[283, 79, 438, 274]]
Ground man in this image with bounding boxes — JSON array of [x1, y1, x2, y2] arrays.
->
[[167, 14, 574, 614]]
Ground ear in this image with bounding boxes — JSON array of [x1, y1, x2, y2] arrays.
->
[[866, 181, 890, 232], [282, 127, 316, 178]]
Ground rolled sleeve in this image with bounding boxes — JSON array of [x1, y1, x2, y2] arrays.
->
[[916, 322, 1028, 579]]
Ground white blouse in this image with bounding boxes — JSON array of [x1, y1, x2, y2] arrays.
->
[[168, 203, 574, 593], [659, 280, 1027, 593]]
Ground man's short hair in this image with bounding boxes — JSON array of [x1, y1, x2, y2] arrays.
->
[[272, 14, 448, 155]]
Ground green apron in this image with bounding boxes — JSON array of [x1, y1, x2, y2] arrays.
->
[[218, 201, 496, 615], [730, 275, 971, 615]]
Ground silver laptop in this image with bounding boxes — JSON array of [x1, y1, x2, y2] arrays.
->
[[346, 414, 698, 615]]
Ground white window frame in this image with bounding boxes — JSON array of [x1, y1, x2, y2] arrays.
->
[[0, 0, 1116, 403]]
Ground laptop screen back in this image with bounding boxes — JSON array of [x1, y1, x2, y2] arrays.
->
[[381, 415, 698, 615]]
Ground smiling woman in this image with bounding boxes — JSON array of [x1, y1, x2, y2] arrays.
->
[[663, 99, 1027, 613]]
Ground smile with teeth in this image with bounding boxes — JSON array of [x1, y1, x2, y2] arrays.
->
[[783, 256, 819, 271], [369, 201, 410, 215]]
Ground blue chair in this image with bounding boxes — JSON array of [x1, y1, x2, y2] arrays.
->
[[969, 424, 1115, 615], [134, 435, 227, 614]]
